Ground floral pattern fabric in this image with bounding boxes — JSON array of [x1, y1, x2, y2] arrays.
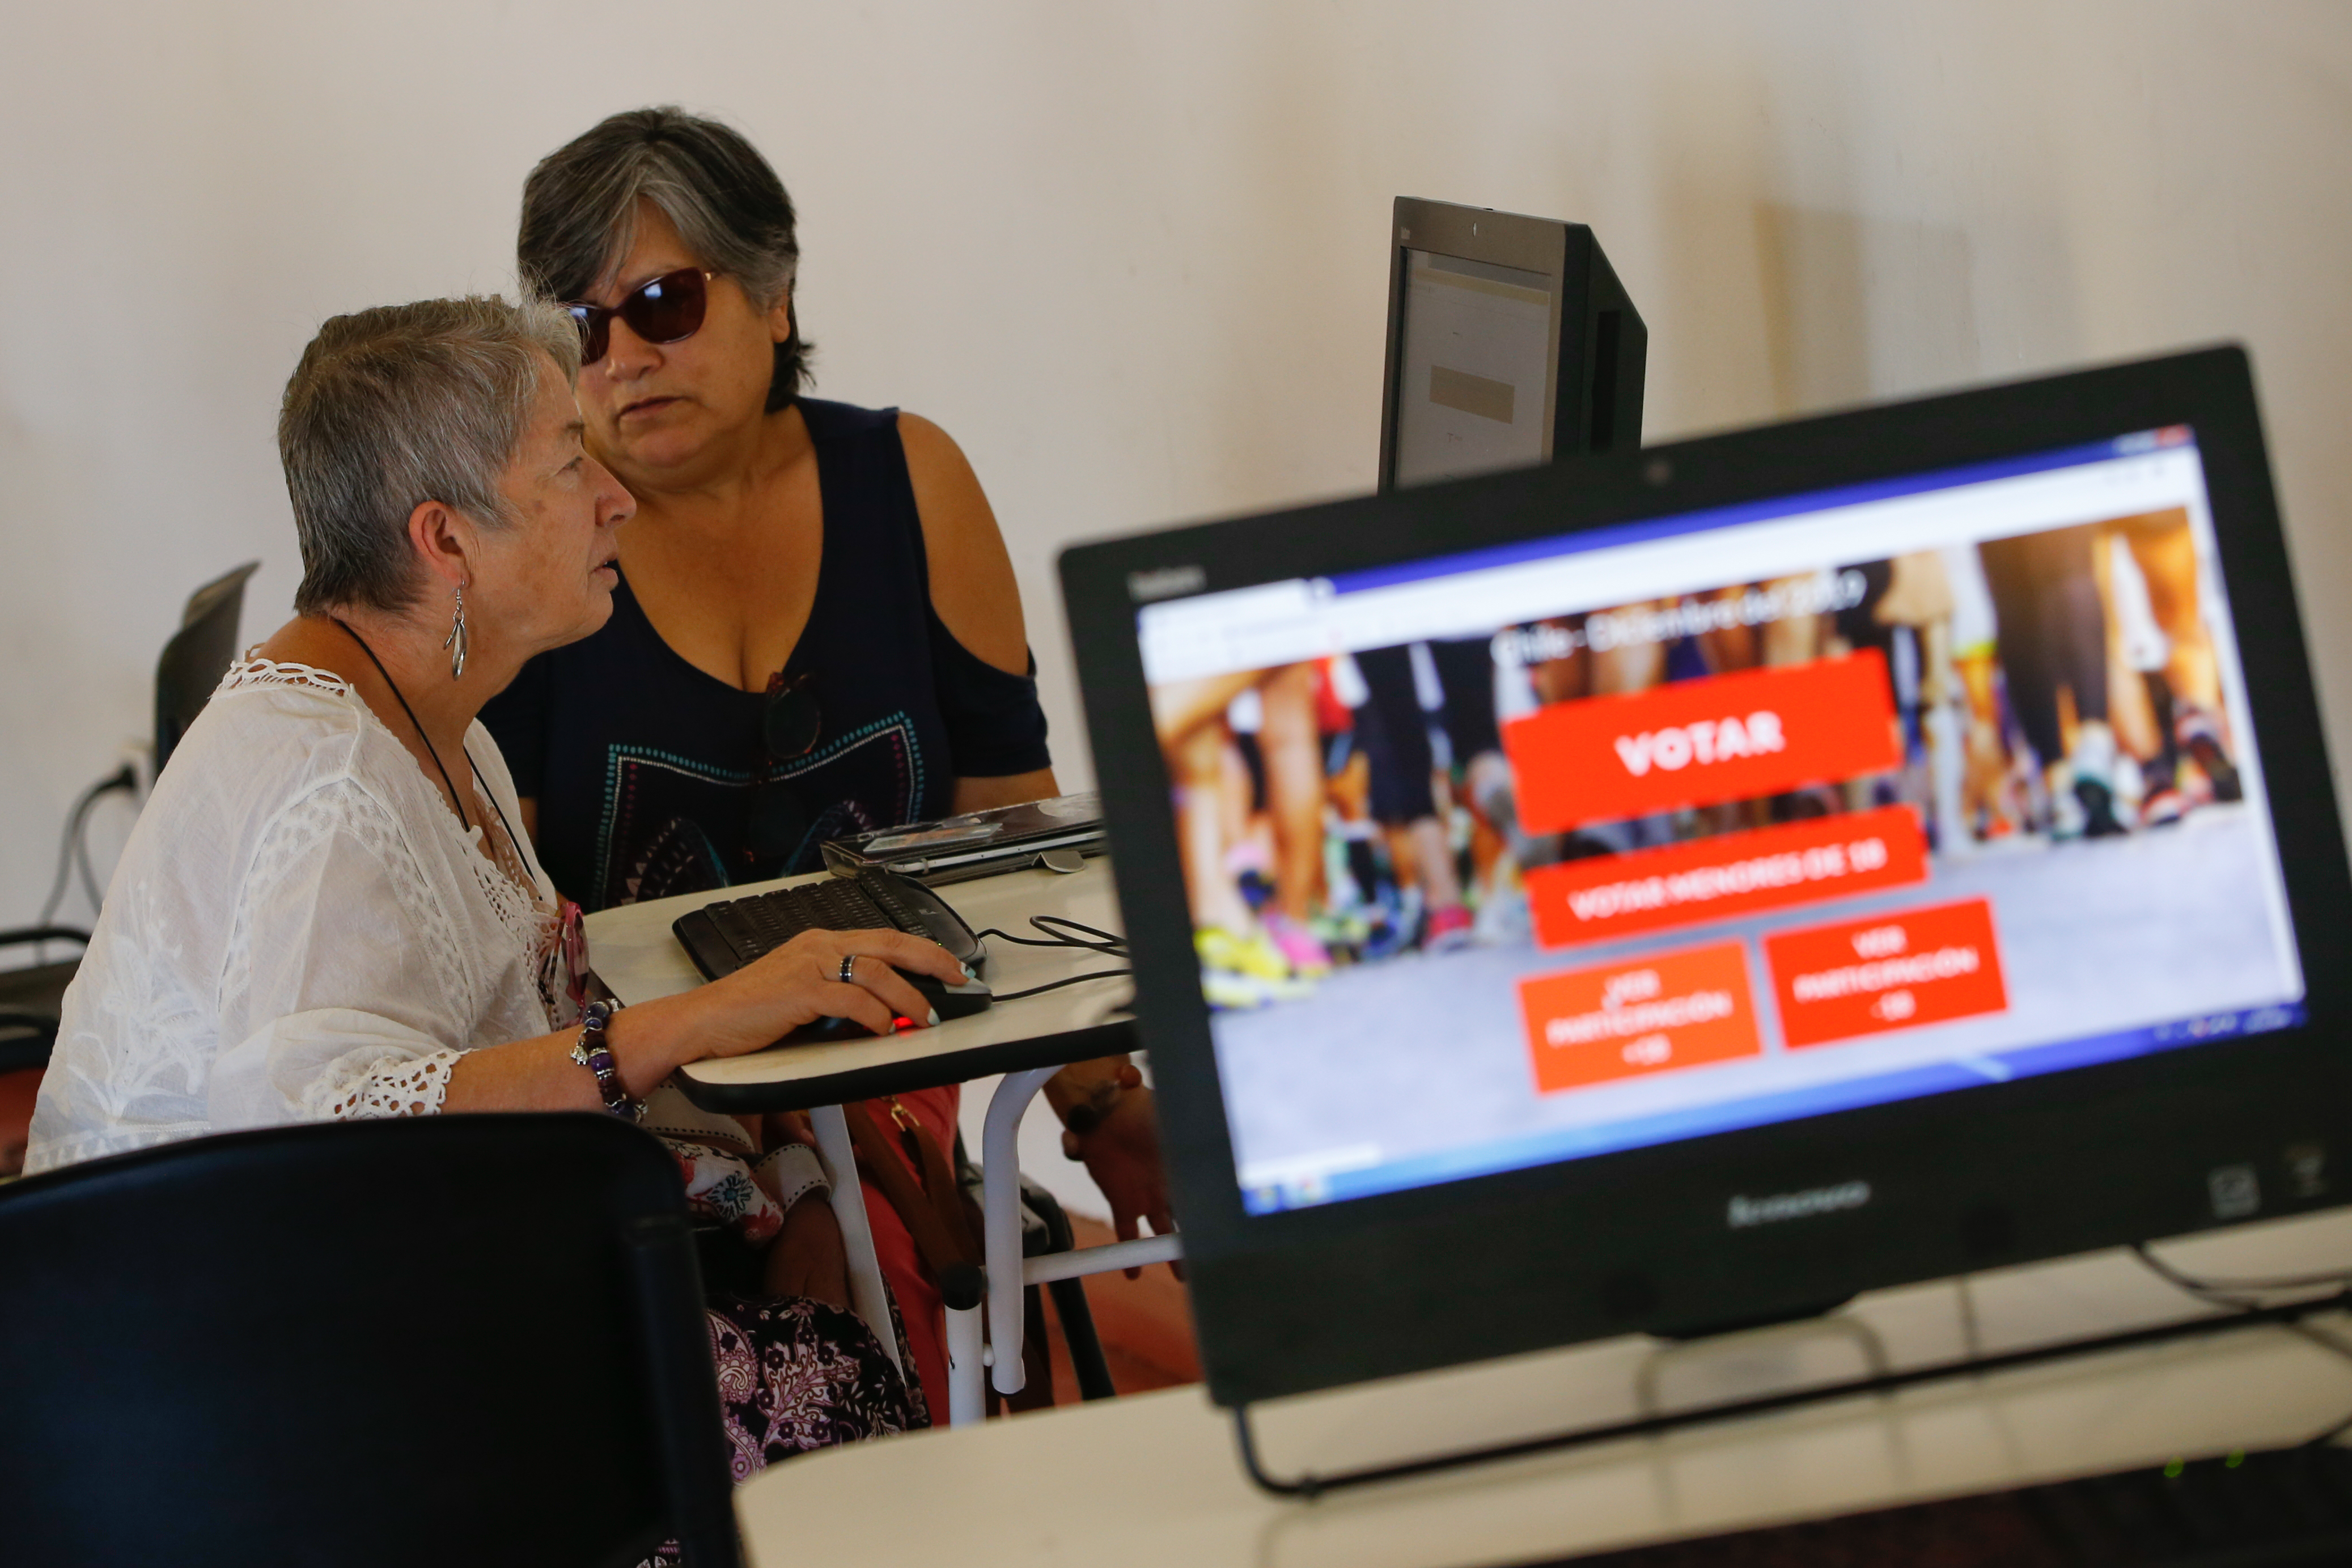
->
[[638, 1267, 926, 1568], [707, 1295, 920, 1478], [659, 1134, 785, 1248]]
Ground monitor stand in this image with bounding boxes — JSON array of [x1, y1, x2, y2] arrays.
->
[[1230, 1286, 2349, 1499]]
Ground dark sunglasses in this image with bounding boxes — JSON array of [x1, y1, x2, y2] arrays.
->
[[746, 670, 822, 864], [563, 268, 713, 366]]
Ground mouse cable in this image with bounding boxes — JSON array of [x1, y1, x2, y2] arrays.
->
[[990, 968, 1133, 1002], [968, 916, 1129, 999], [972, 915, 1128, 956]]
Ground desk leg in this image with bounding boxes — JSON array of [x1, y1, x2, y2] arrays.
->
[[808, 1103, 904, 1380], [944, 1299, 985, 1427], [982, 1067, 1059, 1398]]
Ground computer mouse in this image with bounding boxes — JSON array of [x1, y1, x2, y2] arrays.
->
[[905, 969, 994, 1022], [789, 967, 993, 1042]]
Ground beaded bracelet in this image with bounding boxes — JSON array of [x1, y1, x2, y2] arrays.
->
[[568, 999, 641, 1121]]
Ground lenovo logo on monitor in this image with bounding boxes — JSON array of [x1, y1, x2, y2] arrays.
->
[[1726, 1180, 1872, 1229]]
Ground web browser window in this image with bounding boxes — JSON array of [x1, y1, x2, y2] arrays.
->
[[1138, 430, 2304, 1214], [1392, 251, 1556, 486]]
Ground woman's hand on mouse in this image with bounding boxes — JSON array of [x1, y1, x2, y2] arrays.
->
[[695, 927, 968, 1053]]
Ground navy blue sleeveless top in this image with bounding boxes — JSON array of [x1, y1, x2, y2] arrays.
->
[[483, 399, 1052, 911]]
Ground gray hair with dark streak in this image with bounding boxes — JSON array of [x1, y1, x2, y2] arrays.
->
[[519, 106, 811, 412], [280, 295, 580, 617]]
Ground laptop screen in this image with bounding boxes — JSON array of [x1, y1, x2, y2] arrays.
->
[[1136, 427, 2306, 1215]]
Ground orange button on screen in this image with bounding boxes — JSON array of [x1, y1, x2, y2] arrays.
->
[[1501, 650, 1901, 835], [1517, 940, 1763, 1095], [1764, 897, 2009, 1049], [1524, 804, 1929, 948]]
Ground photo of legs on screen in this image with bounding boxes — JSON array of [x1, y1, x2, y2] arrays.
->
[[1134, 431, 2304, 1213]]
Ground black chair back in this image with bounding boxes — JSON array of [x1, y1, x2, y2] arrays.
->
[[155, 560, 260, 774], [0, 1114, 738, 1567]]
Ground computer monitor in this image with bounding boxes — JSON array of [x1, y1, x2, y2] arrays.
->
[[1063, 347, 2352, 1406], [1379, 197, 1647, 491], [155, 561, 260, 775]]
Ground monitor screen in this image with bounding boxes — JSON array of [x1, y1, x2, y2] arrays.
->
[[1137, 427, 2305, 1217], [1391, 250, 1556, 486]]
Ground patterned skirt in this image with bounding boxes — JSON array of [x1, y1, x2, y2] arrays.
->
[[706, 1291, 925, 1476], [641, 1136, 928, 1566]]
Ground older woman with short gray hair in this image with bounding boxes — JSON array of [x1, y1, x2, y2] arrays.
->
[[29, 294, 957, 1469]]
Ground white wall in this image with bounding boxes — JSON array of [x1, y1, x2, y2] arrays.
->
[[7, 0, 2351, 935]]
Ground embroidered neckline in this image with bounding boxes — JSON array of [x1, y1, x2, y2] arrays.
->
[[217, 654, 357, 699]]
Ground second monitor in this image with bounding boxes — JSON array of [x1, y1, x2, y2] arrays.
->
[[1379, 196, 1647, 489]]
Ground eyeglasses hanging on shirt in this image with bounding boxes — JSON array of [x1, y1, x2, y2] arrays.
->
[[746, 669, 821, 865]]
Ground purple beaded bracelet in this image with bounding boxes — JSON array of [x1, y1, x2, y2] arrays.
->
[[567, 999, 640, 1120]]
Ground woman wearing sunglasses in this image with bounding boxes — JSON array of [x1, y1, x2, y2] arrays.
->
[[488, 106, 1056, 905], [480, 108, 1174, 1423]]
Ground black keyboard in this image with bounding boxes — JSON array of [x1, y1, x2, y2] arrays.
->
[[1557, 1442, 2352, 1566], [671, 866, 987, 982]]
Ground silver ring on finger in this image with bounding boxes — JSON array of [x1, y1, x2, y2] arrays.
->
[[838, 954, 858, 985]]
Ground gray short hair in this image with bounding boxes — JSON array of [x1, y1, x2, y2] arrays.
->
[[281, 295, 580, 616], [519, 107, 811, 412]]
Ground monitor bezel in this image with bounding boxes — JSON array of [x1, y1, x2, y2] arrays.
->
[[1063, 346, 2352, 1406]]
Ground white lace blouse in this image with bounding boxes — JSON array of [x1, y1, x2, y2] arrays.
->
[[25, 658, 567, 1175]]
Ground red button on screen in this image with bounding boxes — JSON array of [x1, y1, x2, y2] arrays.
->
[[1501, 651, 1901, 835], [1764, 897, 2009, 1049], [1517, 940, 1764, 1094], [1524, 804, 1929, 948]]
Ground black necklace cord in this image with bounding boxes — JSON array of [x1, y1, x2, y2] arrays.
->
[[330, 616, 472, 834], [330, 617, 536, 900]]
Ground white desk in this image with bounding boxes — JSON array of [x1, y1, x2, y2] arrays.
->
[[586, 858, 1138, 1111], [586, 857, 1176, 1424], [735, 1210, 2352, 1566]]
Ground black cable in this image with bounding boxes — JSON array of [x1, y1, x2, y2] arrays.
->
[[973, 916, 1129, 956], [74, 815, 105, 914], [974, 927, 1072, 947], [1033, 915, 1127, 953], [966, 916, 1130, 1000], [2131, 1243, 2352, 1300], [2131, 1241, 2352, 1313], [37, 766, 135, 930], [37, 783, 103, 927], [2131, 1241, 2352, 1446], [1232, 1287, 2352, 1498], [992, 968, 1133, 1002]]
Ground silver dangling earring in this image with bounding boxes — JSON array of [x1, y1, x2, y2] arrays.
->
[[443, 582, 469, 680]]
